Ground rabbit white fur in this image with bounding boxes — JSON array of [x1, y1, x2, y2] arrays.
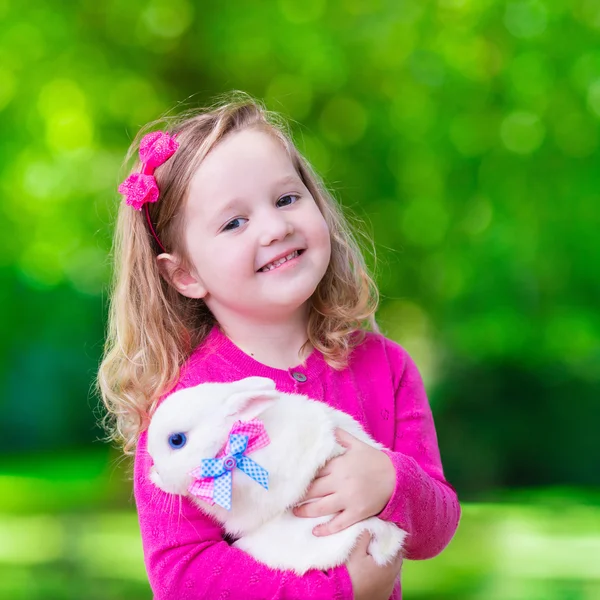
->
[[147, 376, 406, 574]]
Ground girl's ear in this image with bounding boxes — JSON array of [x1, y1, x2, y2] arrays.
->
[[157, 253, 207, 299], [226, 389, 280, 422]]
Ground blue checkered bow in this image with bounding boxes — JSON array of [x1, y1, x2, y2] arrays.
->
[[188, 421, 270, 510]]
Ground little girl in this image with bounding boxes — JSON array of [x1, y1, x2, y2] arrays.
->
[[98, 93, 460, 600]]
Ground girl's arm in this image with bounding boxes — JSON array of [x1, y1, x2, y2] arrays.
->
[[134, 432, 354, 600], [377, 339, 461, 560]]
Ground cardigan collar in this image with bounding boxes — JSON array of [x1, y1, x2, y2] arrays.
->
[[200, 324, 328, 388]]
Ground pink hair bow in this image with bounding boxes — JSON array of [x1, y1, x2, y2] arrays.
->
[[188, 419, 270, 510], [118, 131, 179, 211]]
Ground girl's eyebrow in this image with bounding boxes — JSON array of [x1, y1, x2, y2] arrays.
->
[[274, 173, 302, 187]]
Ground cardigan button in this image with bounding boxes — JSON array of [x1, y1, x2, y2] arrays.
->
[[291, 371, 307, 383]]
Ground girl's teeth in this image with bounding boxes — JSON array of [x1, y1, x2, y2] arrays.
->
[[261, 250, 299, 272]]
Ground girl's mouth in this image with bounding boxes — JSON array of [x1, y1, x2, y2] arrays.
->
[[258, 249, 305, 273]]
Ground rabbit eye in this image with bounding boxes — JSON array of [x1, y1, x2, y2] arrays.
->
[[168, 432, 187, 449]]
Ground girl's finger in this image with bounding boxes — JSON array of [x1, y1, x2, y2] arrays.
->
[[334, 428, 356, 448], [313, 509, 357, 536], [349, 531, 371, 556], [394, 553, 404, 571], [314, 464, 331, 478], [316, 453, 345, 478], [297, 475, 334, 502], [293, 494, 340, 519]]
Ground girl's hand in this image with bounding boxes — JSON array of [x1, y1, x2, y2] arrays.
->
[[347, 532, 403, 600], [293, 428, 396, 536]]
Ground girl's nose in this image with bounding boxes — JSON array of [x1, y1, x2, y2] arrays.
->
[[258, 211, 294, 246]]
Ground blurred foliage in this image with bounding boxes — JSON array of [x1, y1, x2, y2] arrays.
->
[[1, 2, 599, 595], [1, 454, 600, 599], [4, 501, 600, 600]]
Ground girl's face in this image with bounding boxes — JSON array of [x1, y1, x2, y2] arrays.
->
[[174, 128, 331, 325]]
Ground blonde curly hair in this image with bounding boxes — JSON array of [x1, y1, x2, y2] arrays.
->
[[97, 92, 379, 454]]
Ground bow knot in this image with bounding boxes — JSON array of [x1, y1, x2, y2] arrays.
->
[[118, 131, 179, 211], [118, 173, 158, 210], [188, 420, 270, 510], [139, 130, 179, 167], [222, 456, 237, 471]]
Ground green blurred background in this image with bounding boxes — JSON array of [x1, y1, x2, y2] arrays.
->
[[1, 0, 599, 598]]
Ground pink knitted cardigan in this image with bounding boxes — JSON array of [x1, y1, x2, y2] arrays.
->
[[134, 326, 461, 599]]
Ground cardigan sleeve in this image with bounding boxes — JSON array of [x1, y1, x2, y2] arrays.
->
[[134, 432, 354, 600], [377, 339, 461, 560]]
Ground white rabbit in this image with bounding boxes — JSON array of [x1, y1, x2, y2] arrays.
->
[[147, 376, 406, 574]]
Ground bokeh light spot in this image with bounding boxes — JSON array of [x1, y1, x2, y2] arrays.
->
[[344, 0, 383, 15], [391, 0, 425, 24], [265, 74, 313, 119], [65, 246, 109, 296], [279, 0, 325, 23], [509, 52, 553, 99], [22, 161, 63, 200], [586, 79, 600, 118], [299, 133, 331, 174], [19, 242, 64, 289], [554, 112, 598, 157], [4, 22, 46, 64], [504, 0, 548, 39], [402, 197, 449, 247], [319, 96, 368, 146], [108, 76, 162, 126], [439, 0, 469, 8], [500, 111, 545, 154], [0, 66, 16, 111], [545, 311, 597, 361], [449, 114, 496, 156], [439, 36, 501, 82], [462, 196, 493, 235], [577, 0, 600, 31], [142, 0, 194, 39], [389, 86, 436, 140], [297, 33, 348, 92], [38, 79, 87, 118], [46, 109, 94, 152], [369, 23, 416, 71], [424, 251, 469, 301], [410, 50, 445, 87], [378, 299, 437, 386], [572, 53, 600, 92], [396, 151, 445, 198], [0, 515, 63, 564]]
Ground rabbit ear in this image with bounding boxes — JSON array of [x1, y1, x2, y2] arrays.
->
[[232, 377, 277, 392], [226, 388, 279, 422]]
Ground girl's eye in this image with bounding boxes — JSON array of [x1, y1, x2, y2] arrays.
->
[[223, 217, 248, 232], [168, 432, 187, 449], [276, 194, 299, 208]]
